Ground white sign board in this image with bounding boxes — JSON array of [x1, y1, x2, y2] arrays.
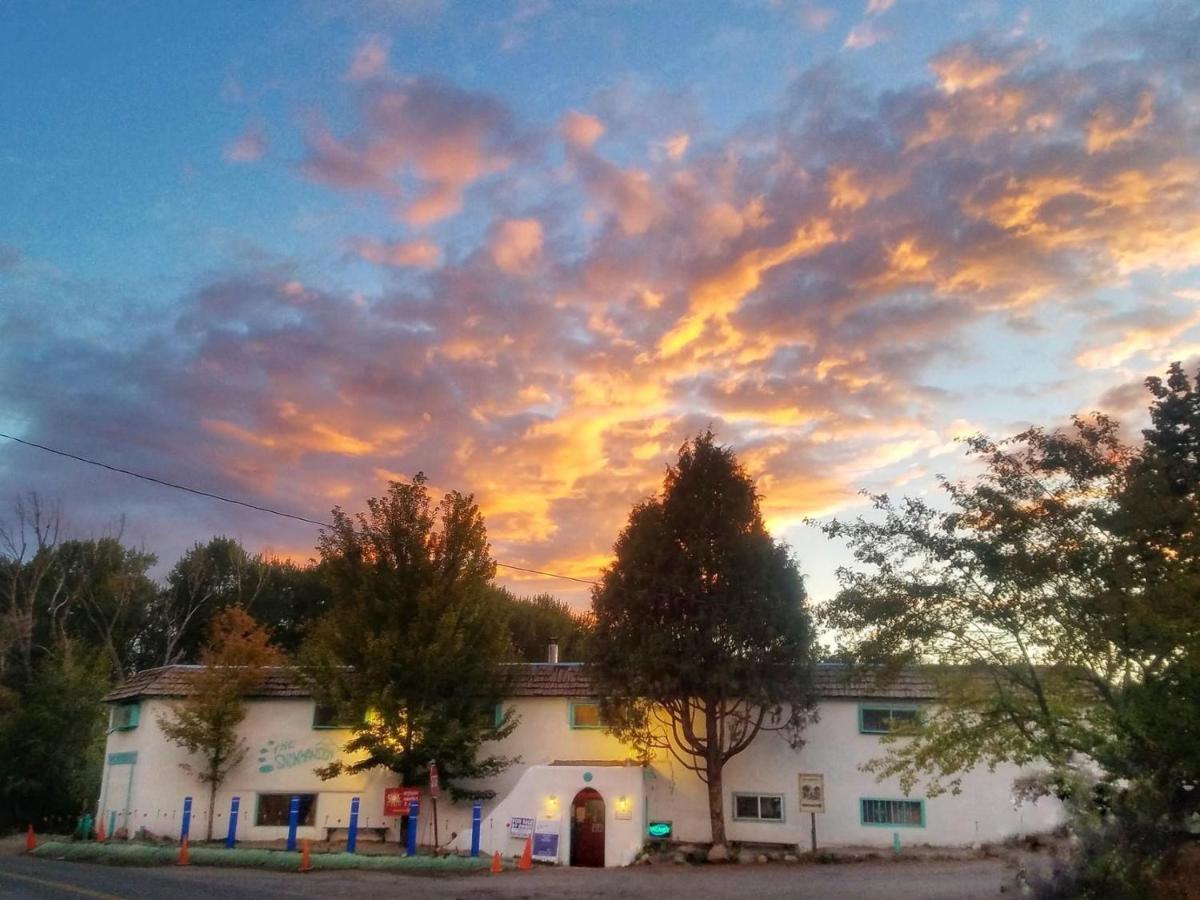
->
[[508, 816, 535, 839], [532, 815, 561, 862], [798, 773, 826, 814]]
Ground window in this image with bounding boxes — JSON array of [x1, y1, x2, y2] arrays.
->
[[732, 793, 784, 823], [494, 703, 507, 728], [860, 798, 925, 827], [859, 704, 921, 734], [569, 701, 605, 729], [110, 703, 140, 731], [256, 794, 317, 827], [312, 704, 354, 729]]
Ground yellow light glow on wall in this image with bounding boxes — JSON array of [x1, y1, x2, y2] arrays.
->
[[615, 795, 633, 820]]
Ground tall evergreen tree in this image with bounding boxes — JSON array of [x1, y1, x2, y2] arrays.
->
[[590, 431, 816, 855]]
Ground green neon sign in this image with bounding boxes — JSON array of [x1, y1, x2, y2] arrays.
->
[[647, 821, 672, 839]]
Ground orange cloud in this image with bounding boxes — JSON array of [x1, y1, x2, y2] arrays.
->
[[489, 218, 543, 275], [351, 237, 442, 268]]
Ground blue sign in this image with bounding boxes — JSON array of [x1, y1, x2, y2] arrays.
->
[[532, 831, 559, 858]]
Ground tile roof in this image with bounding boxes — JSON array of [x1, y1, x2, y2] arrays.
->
[[104, 662, 936, 703], [103, 666, 310, 702]]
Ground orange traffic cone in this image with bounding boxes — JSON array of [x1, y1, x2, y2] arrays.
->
[[299, 838, 313, 873], [96, 819, 106, 843], [25, 825, 37, 852], [518, 836, 532, 871], [177, 836, 190, 866], [490, 850, 502, 873]]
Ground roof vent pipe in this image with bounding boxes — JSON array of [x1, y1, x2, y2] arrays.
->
[[548, 637, 559, 665]]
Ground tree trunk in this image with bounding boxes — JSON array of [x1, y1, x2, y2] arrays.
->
[[706, 760, 726, 849], [207, 780, 217, 842], [705, 701, 727, 853]]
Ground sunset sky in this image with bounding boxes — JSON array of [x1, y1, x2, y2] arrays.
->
[[2, 0, 1198, 608]]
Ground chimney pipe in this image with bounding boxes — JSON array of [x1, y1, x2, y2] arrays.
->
[[547, 637, 559, 665]]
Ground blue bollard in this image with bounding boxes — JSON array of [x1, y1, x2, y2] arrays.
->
[[225, 797, 240, 849], [287, 796, 300, 851], [406, 801, 418, 856], [470, 802, 481, 857], [180, 797, 192, 843], [347, 797, 360, 854]]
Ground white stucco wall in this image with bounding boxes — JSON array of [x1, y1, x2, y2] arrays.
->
[[99, 692, 1062, 861]]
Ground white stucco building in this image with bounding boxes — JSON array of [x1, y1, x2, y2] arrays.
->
[[99, 660, 1062, 867]]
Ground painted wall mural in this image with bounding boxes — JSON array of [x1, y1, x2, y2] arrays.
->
[[257, 738, 338, 774]]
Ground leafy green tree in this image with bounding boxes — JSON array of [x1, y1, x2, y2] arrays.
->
[[590, 431, 816, 854], [252, 558, 332, 656], [158, 606, 282, 841], [55, 537, 156, 677], [301, 475, 516, 800], [493, 588, 592, 662], [143, 537, 268, 666], [819, 363, 1200, 885], [0, 649, 108, 832]]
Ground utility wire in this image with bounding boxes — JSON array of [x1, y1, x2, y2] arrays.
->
[[0, 431, 600, 586]]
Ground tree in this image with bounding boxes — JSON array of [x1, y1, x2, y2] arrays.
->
[[819, 363, 1200, 886], [493, 589, 593, 662], [158, 606, 282, 841], [301, 475, 516, 800], [590, 431, 817, 855], [147, 537, 265, 667]]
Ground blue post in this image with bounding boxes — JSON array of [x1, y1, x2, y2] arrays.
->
[[225, 797, 240, 849], [287, 796, 300, 851], [406, 801, 418, 856], [470, 802, 482, 857], [107, 811, 116, 840], [180, 797, 192, 842], [893, 831, 901, 853], [346, 797, 360, 854]]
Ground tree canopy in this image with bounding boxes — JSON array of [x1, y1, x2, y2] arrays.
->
[[301, 475, 516, 800], [820, 363, 1200, 831], [158, 606, 282, 841], [590, 430, 816, 853]]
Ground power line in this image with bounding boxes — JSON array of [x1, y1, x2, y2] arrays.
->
[[0, 430, 600, 587]]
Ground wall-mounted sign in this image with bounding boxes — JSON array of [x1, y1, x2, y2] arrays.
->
[[798, 773, 825, 814], [532, 816, 560, 862], [509, 816, 535, 839], [384, 787, 421, 816], [647, 821, 673, 840]]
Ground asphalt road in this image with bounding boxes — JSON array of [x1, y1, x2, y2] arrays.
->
[[0, 852, 1024, 899]]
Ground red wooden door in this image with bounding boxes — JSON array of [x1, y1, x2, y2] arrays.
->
[[569, 788, 605, 867]]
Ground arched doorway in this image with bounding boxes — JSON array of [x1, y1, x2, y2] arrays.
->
[[569, 788, 605, 867]]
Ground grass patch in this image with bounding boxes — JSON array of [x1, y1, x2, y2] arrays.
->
[[31, 841, 494, 873]]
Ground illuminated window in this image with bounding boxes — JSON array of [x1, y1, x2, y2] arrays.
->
[[858, 705, 921, 734], [860, 798, 924, 827], [569, 701, 605, 729], [732, 793, 784, 822]]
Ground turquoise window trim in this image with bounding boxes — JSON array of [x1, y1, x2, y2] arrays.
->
[[568, 700, 605, 730], [107, 751, 138, 765], [857, 703, 921, 734], [859, 797, 926, 828], [731, 792, 786, 823], [493, 702, 505, 728], [111, 702, 140, 731]]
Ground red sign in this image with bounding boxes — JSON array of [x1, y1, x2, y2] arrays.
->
[[384, 787, 420, 816], [429, 761, 440, 799]]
